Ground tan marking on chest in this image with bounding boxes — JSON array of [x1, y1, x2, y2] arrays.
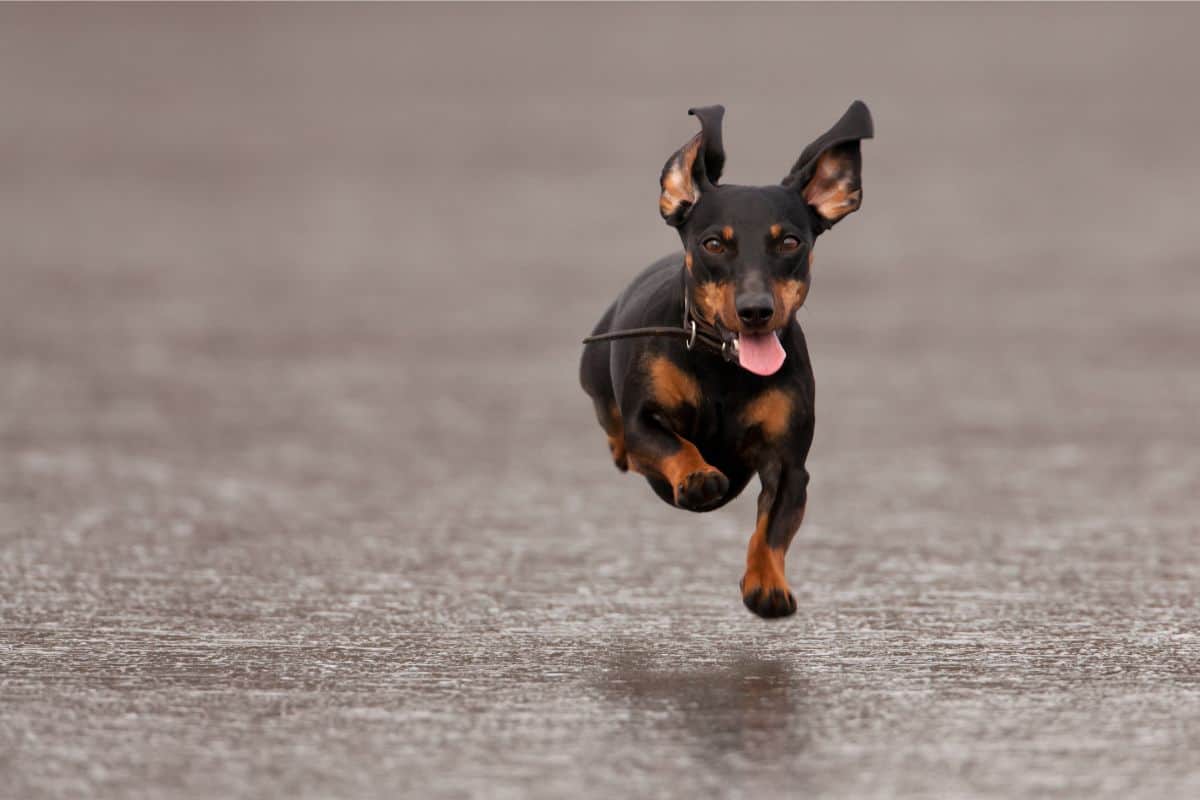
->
[[742, 388, 792, 441], [645, 355, 701, 410]]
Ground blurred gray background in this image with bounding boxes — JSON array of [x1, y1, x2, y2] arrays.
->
[[2, 4, 1198, 799]]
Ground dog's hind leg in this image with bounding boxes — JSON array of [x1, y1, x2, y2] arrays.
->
[[592, 398, 627, 472], [579, 303, 628, 471]]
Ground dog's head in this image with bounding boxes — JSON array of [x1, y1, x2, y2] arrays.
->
[[659, 102, 873, 375]]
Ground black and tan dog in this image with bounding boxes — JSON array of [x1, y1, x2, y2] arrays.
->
[[579, 102, 873, 618]]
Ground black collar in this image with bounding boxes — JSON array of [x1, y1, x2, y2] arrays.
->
[[581, 269, 740, 363]]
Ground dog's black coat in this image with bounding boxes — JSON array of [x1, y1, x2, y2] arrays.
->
[[580, 102, 873, 617]]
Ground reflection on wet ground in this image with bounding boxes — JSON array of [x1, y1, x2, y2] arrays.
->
[[597, 649, 809, 764]]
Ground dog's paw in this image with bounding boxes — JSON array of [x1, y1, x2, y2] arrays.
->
[[740, 571, 797, 619], [608, 435, 628, 472], [673, 467, 729, 511]]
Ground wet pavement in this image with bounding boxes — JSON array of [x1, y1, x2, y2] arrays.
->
[[2, 5, 1199, 798]]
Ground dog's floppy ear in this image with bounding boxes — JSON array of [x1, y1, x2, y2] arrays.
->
[[783, 100, 874, 229], [659, 105, 726, 227]]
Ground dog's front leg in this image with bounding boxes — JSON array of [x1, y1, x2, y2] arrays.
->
[[741, 460, 808, 618], [623, 408, 729, 511]]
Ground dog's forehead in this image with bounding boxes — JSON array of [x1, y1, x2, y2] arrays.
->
[[693, 185, 806, 230]]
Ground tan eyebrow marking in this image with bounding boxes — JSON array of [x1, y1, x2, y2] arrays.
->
[[769, 224, 782, 238], [722, 225, 735, 242]]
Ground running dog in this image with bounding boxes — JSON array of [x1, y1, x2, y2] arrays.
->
[[579, 101, 873, 618]]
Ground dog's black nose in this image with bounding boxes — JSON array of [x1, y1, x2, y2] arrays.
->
[[736, 294, 775, 328]]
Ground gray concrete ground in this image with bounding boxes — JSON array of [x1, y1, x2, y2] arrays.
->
[[2, 4, 1199, 798]]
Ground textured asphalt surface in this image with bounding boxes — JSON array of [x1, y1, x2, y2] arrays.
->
[[2, 5, 1199, 799]]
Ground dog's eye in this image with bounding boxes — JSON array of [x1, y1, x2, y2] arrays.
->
[[701, 237, 725, 255], [779, 236, 802, 253]]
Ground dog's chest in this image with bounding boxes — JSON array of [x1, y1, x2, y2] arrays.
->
[[686, 381, 809, 468]]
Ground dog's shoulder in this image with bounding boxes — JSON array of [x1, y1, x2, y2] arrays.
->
[[609, 252, 686, 330], [582, 253, 687, 398]]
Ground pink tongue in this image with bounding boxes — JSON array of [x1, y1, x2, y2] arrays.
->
[[738, 331, 786, 376]]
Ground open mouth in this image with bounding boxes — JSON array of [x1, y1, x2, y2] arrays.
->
[[734, 329, 786, 376]]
